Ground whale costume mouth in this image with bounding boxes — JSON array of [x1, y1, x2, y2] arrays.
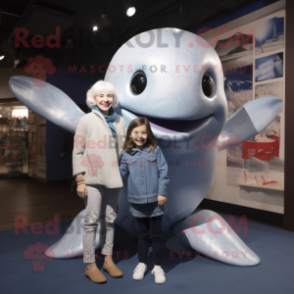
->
[[122, 108, 213, 134]]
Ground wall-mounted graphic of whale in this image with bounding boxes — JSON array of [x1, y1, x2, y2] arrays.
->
[[9, 28, 282, 266]]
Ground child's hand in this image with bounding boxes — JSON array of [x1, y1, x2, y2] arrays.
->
[[158, 195, 167, 206]]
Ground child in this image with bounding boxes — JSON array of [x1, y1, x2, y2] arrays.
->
[[119, 117, 170, 284]]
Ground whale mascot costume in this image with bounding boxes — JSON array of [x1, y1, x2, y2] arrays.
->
[[9, 28, 282, 266]]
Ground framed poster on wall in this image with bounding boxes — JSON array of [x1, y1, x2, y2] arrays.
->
[[199, 7, 285, 214]]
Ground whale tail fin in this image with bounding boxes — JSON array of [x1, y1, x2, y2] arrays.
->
[[172, 210, 260, 266], [45, 210, 101, 259]]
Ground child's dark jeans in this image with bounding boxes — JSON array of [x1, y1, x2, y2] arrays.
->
[[135, 215, 163, 266]]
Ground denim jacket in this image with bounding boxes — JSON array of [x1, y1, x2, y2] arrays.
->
[[119, 142, 170, 204]]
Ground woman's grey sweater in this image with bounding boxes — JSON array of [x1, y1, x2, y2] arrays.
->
[[72, 109, 126, 188]]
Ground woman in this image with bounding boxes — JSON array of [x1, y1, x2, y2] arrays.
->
[[72, 80, 126, 284]]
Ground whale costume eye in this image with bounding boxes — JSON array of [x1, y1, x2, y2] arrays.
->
[[130, 70, 147, 95], [202, 73, 214, 98]]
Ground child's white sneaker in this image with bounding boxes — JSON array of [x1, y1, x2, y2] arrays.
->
[[151, 265, 166, 283], [133, 262, 147, 280]]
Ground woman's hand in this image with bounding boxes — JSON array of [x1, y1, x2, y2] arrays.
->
[[158, 195, 167, 206], [77, 183, 87, 198]]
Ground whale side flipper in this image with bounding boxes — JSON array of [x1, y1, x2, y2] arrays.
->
[[217, 96, 282, 151], [45, 210, 101, 259], [173, 210, 261, 266], [9, 75, 86, 134]]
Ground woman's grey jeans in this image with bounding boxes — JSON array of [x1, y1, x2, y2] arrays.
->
[[83, 184, 120, 263]]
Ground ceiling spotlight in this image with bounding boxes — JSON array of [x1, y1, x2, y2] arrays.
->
[[0, 51, 4, 60], [92, 20, 99, 32], [126, 7, 136, 17]]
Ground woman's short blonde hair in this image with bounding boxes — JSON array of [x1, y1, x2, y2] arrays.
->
[[86, 80, 118, 109]]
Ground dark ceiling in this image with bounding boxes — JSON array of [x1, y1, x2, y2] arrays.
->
[[0, 0, 268, 71]]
